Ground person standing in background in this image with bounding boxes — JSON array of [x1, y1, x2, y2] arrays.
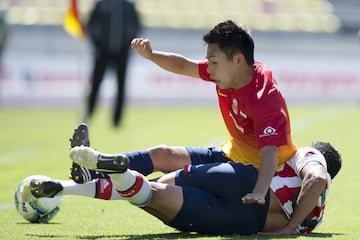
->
[[86, 0, 141, 127], [0, 9, 6, 54]]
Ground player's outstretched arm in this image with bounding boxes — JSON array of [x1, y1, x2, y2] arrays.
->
[[131, 38, 200, 78]]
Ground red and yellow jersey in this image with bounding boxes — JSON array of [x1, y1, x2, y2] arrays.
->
[[198, 61, 296, 169]]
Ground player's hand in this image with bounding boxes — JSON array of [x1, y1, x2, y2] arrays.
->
[[131, 38, 153, 59], [242, 192, 265, 205]]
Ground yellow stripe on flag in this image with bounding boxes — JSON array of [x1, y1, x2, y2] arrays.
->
[[64, 0, 85, 38]]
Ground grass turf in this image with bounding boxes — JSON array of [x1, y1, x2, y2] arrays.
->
[[0, 103, 359, 239]]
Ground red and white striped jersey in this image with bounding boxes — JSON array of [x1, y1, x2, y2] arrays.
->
[[270, 147, 331, 233]]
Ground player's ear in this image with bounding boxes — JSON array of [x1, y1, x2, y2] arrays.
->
[[234, 53, 244, 64]]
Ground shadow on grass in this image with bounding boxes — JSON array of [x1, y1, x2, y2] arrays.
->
[[17, 222, 61, 225], [25, 232, 344, 239]]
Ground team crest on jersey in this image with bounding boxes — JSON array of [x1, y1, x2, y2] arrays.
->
[[259, 126, 278, 138], [232, 98, 238, 115]]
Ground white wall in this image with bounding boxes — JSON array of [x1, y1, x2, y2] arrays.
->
[[1, 27, 359, 106]]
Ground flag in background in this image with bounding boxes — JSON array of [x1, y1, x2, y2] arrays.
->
[[64, 0, 85, 38]]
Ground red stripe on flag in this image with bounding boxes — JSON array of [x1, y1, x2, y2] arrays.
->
[[64, 0, 85, 38]]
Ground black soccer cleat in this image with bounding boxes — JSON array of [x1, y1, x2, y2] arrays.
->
[[69, 123, 108, 183], [30, 179, 63, 198], [69, 123, 90, 148], [70, 146, 130, 173]]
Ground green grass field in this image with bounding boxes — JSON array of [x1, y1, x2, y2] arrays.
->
[[1, 103, 359, 240]]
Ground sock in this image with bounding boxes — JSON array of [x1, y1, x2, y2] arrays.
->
[[125, 150, 154, 176], [57, 179, 124, 200], [94, 178, 125, 200], [109, 170, 152, 207], [56, 180, 96, 198]]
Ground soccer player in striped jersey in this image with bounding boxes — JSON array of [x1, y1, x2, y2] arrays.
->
[[24, 141, 341, 235]]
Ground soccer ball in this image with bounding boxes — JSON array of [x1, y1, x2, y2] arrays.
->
[[14, 175, 62, 223]]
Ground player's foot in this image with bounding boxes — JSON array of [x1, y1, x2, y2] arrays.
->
[[70, 123, 90, 148], [70, 164, 108, 183], [29, 179, 63, 199], [69, 123, 108, 183], [70, 146, 129, 173]]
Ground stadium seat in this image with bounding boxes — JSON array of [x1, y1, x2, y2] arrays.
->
[[1, 0, 340, 32]]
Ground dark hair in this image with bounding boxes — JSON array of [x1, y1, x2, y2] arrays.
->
[[311, 141, 342, 179], [203, 20, 254, 65]]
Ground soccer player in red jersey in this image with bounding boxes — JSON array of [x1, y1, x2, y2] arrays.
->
[[130, 20, 297, 205]]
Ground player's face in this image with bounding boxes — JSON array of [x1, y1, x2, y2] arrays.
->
[[206, 44, 239, 89]]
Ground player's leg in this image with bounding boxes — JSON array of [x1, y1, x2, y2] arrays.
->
[[158, 161, 260, 200], [24, 173, 184, 226], [149, 145, 229, 174], [157, 184, 268, 235], [69, 144, 191, 177], [157, 162, 270, 235], [22, 177, 124, 202], [145, 144, 191, 174], [69, 145, 152, 205], [27, 179, 114, 199], [113, 47, 129, 127], [24, 173, 266, 235], [87, 49, 107, 119], [142, 182, 183, 223], [26, 172, 152, 206], [68, 128, 227, 181], [128, 145, 228, 176], [68, 124, 190, 179]]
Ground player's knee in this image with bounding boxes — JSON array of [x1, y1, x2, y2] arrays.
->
[[148, 144, 189, 173], [148, 144, 173, 159], [157, 171, 176, 185]]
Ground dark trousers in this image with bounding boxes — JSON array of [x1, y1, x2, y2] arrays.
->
[[88, 47, 130, 126]]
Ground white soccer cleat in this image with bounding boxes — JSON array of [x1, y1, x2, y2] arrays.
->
[[70, 146, 99, 170], [69, 146, 129, 173]]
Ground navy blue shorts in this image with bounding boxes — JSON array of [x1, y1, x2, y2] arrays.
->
[[186, 146, 229, 165], [167, 147, 270, 235]]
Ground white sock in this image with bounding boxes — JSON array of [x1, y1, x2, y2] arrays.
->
[[56, 180, 96, 197], [109, 170, 152, 207], [56, 179, 125, 200]]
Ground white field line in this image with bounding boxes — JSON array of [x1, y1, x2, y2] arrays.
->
[[0, 149, 36, 164], [0, 204, 14, 211], [0, 149, 36, 211], [291, 107, 352, 134]]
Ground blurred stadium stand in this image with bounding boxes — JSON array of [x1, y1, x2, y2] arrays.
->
[[1, 0, 358, 33], [328, 0, 360, 33], [0, 0, 359, 106]]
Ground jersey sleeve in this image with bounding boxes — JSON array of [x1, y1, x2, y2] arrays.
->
[[294, 148, 327, 175], [250, 96, 291, 149]]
